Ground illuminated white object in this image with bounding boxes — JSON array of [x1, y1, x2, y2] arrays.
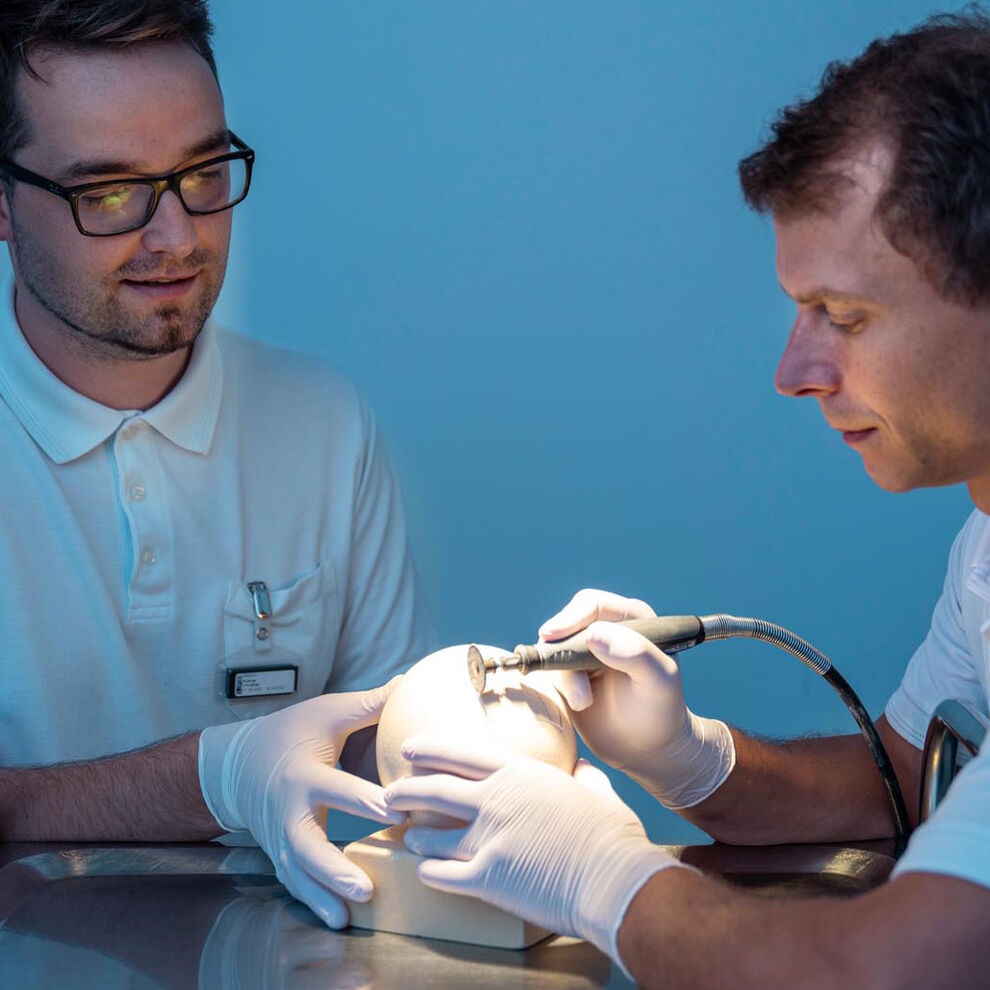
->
[[345, 643, 578, 946], [376, 644, 577, 822]]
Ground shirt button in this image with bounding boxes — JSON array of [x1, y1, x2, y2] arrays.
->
[[140, 549, 157, 566], [130, 485, 147, 502]]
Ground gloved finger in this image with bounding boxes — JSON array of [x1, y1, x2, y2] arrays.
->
[[572, 759, 619, 797], [289, 819, 378, 903], [583, 620, 680, 685], [546, 669, 593, 712], [416, 856, 478, 894], [400, 733, 515, 779], [276, 850, 352, 929], [309, 764, 405, 825], [538, 588, 656, 641], [384, 773, 482, 821], [403, 823, 472, 861], [331, 675, 403, 738]]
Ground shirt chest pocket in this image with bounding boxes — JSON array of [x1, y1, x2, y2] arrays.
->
[[221, 561, 341, 717]]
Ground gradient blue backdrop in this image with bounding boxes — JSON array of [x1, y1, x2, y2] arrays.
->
[[209, 0, 973, 843], [16, 1, 974, 843]]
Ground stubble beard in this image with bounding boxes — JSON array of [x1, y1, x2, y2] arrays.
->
[[862, 424, 955, 494], [11, 218, 226, 362]]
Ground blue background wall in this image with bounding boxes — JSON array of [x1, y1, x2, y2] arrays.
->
[[205, 0, 972, 843], [25, 1, 974, 842]]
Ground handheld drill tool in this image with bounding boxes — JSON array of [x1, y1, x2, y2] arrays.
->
[[466, 612, 913, 854], [467, 615, 706, 693]]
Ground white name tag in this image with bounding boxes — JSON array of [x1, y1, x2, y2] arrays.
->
[[226, 666, 298, 698]]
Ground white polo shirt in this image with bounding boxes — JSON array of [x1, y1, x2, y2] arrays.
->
[[886, 508, 990, 887], [0, 281, 435, 768]]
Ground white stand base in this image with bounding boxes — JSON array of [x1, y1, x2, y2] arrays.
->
[[343, 827, 551, 948]]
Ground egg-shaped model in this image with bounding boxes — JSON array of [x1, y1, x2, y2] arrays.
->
[[377, 644, 577, 824]]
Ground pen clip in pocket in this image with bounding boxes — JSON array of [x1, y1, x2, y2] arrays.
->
[[247, 580, 272, 652]]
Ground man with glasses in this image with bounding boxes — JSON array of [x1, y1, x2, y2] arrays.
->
[[1, 133, 253, 238], [0, 0, 433, 929]]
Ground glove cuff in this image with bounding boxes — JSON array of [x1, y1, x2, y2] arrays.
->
[[198, 720, 253, 833], [631, 711, 736, 809], [580, 838, 695, 976]]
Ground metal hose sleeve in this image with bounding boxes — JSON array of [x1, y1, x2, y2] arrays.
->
[[699, 614, 832, 676]]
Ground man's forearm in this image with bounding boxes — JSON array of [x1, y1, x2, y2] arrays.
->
[[617, 865, 986, 990], [676, 716, 920, 844], [0, 732, 222, 841]]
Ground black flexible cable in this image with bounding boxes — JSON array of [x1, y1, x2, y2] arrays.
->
[[699, 615, 911, 855], [824, 667, 911, 854]]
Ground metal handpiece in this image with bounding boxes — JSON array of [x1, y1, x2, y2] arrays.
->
[[467, 615, 705, 692]]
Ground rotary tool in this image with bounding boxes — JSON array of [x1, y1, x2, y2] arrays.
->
[[466, 612, 911, 853]]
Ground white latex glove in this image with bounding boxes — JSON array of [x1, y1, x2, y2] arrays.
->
[[541, 588, 735, 808], [198, 681, 405, 928], [383, 735, 688, 971]]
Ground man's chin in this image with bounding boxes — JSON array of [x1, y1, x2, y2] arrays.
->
[[869, 475, 916, 494], [111, 278, 217, 351], [105, 317, 203, 359], [861, 454, 951, 494], [860, 456, 919, 494]]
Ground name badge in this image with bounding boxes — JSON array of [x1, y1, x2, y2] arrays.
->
[[225, 665, 298, 698]]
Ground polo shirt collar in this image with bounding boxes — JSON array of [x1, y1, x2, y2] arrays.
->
[[0, 276, 222, 464]]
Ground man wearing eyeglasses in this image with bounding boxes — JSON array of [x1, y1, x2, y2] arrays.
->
[[0, 0, 433, 929]]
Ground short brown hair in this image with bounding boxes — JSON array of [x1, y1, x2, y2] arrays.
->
[[0, 0, 217, 162], [739, 7, 990, 305]]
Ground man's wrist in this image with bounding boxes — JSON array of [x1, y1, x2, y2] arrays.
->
[[198, 722, 251, 833], [579, 837, 693, 972], [629, 712, 736, 809]]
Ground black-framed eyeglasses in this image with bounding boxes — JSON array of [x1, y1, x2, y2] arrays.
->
[[0, 132, 255, 237]]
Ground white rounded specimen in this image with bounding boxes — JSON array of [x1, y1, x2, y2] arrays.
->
[[377, 644, 577, 825]]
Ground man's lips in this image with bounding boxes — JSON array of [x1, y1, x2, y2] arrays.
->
[[824, 414, 877, 446], [120, 272, 200, 300], [839, 427, 876, 446]]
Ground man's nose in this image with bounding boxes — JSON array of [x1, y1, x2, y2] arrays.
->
[[139, 190, 198, 257], [774, 315, 841, 398]]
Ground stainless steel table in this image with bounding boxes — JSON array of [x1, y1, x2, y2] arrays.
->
[[0, 840, 895, 989]]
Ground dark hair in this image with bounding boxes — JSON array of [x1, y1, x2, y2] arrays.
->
[[739, 7, 990, 305], [0, 0, 217, 162]]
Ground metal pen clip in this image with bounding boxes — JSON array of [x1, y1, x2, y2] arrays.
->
[[247, 580, 272, 651]]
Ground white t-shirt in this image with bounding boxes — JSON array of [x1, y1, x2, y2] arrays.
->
[[0, 283, 435, 768], [886, 508, 990, 886]]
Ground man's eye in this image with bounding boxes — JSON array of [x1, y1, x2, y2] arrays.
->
[[823, 308, 864, 332], [79, 186, 134, 211], [185, 166, 224, 187]]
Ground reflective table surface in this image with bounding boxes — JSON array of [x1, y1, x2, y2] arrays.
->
[[0, 839, 895, 989]]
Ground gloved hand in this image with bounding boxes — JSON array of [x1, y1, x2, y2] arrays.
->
[[541, 588, 735, 808], [198, 681, 405, 928], [383, 735, 687, 970]]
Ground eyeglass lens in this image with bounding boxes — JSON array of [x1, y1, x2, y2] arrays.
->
[[77, 156, 249, 235]]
